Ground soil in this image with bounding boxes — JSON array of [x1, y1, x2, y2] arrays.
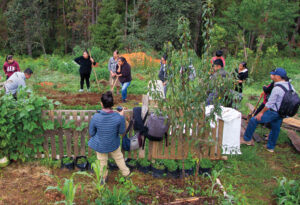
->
[[121, 52, 160, 68], [38, 87, 142, 106], [0, 162, 219, 205]]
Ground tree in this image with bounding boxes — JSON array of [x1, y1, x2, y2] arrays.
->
[[5, 0, 50, 56], [91, 0, 125, 52]]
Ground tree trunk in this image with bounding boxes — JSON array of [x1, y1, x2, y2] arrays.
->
[[290, 15, 300, 48], [250, 34, 265, 74], [62, 0, 68, 54], [91, 0, 95, 25], [193, 4, 202, 54], [24, 19, 32, 56], [124, 0, 128, 42]]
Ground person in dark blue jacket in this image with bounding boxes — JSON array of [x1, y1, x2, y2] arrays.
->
[[88, 91, 130, 183]]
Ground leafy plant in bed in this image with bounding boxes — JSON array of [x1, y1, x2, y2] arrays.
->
[[199, 158, 213, 175], [61, 156, 74, 170], [151, 160, 166, 178], [75, 156, 88, 171], [87, 155, 97, 172], [178, 159, 195, 176], [137, 159, 151, 174], [126, 159, 137, 170], [164, 159, 179, 178]]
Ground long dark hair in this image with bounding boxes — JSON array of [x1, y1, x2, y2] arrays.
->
[[101, 91, 114, 108], [240, 62, 247, 68], [118, 56, 127, 64]]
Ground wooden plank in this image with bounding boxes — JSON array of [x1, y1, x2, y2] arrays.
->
[[283, 117, 300, 131], [73, 111, 79, 157], [57, 111, 64, 159], [88, 111, 93, 156], [65, 112, 72, 157], [217, 119, 224, 159], [141, 95, 149, 119], [49, 111, 56, 159], [209, 127, 217, 160], [80, 112, 86, 156]]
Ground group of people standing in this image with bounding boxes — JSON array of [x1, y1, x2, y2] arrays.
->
[[75, 50, 132, 103]]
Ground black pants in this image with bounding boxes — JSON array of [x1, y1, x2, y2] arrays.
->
[[80, 73, 90, 89]]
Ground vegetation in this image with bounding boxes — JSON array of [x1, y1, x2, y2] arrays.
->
[[62, 157, 74, 165], [273, 177, 300, 205], [163, 159, 178, 172], [138, 158, 151, 167], [200, 158, 213, 169]]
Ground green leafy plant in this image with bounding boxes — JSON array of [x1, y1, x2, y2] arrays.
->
[[273, 177, 300, 205], [138, 158, 151, 167], [178, 159, 194, 170], [200, 158, 213, 169], [152, 160, 165, 170], [77, 158, 87, 164], [127, 159, 137, 167], [164, 159, 178, 172], [95, 186, 131, 205], [91, 160, 107, 196], [62, 157, 74, 164], [45, 172, 89, 205], [87, 155, 97, 164], [0, 88, 55, 161]]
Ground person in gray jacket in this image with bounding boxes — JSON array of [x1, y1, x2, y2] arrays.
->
[[108, 50, 120, 94], [158, 55, 168, 97], [4, 68, 33, 99], [241, 68, 295, 152]]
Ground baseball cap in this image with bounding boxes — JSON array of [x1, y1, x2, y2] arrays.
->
[[270, 68, 287, 78]]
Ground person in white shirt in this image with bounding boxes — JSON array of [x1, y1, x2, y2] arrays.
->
[[5, 68, 33, 99]]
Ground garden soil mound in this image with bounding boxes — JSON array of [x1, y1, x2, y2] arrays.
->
[[120, 52, 160, 67], [39, 87, 142, 106]]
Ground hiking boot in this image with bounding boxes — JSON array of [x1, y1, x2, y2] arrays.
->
[[79, 89, 84, 92]]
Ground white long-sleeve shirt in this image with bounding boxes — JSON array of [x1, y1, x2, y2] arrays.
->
[[4, 72, 26, 95]]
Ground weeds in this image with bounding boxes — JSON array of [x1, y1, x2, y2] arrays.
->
[[273, 177, 300, 205]]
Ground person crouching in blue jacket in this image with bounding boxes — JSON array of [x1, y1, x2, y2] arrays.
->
[[88, 91, 130, 183]]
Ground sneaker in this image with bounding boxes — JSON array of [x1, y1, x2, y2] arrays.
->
[[265, 146, 274, 153], [122, 99, 127, 103], [240, 137, 254, 146], [79, 89, 84, 92]]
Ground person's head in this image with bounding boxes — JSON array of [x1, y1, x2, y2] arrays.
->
[[24, 68, 33, 79], [270, 68, 287, 82], [113, 50, 119, 59], [161, 55, 167, 65], [118, 57, 127, 66], [239, 62, 247, 70], [6, 55, 14, 64], [213, 59, 224, 71], [216, 50, 223, 57], [83, 50, 89, 59], [101, 91, 114, 109]]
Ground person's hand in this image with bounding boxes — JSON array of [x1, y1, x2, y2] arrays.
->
[[163, 82, 167, 86], [255, 113, 263, 121], [119, 109, 125, 116], [238, 80, 243, 83], [90, 57, 95, 63], [117, 65, 121, 73], [111, 73, 116, 77]]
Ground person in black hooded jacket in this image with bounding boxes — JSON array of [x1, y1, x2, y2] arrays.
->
[[74, 50, 96, 92]]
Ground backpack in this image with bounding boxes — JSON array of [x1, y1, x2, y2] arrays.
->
[[122, 107, 148, 151], [275, 83, 300, 118], [122, 120, 143, 151], [143, 113, 169, 149]]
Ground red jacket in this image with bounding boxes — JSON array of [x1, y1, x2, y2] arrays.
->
[[3, 61, 20, 78], [211, 56, 226, 67]]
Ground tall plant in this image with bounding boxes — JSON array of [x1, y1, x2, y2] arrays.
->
[[148, 2, 233, 178]]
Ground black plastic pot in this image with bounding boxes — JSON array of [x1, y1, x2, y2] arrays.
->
[[199, 167, 212, 176], [152, 167, 166, 178], [75, 156, 88, 171], [108, 161, 118, 171], [179, 167, 195, 177], [167, 169, 180, 178], [138, 164, 151, 174], [61, 156, 75, 170], [87, 163, 94, 173]]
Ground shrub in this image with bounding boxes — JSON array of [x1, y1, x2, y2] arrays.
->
[[0, 89, 55, 161], [138, 158, 150, 167], [273, 177, 300, 205], [200, 158, 213, 169], [163, 159, 178, 172]]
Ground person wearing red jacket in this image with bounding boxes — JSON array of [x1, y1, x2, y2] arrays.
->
[[3, 55, 20, 80]]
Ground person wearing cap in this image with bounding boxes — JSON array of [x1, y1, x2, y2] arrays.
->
[[108, 50, 120, 94], [211, 50, 226, 67], [241, 68, 295, 152], [3, 55, 20, 80], [4, 68, 33, 99]]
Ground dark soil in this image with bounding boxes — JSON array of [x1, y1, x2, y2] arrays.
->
[[0, 162, 220, 205], [38, 87, 142, 106]]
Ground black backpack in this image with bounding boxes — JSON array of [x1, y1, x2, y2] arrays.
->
[[275, 83, 300, 118], [132, 107, 148, 134]]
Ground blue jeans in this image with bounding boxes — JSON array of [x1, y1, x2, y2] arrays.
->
[[244, 110, 283, 150], [121, 81, 131, 100]]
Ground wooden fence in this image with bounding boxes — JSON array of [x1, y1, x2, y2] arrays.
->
[[39, 108, 225, 160]]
